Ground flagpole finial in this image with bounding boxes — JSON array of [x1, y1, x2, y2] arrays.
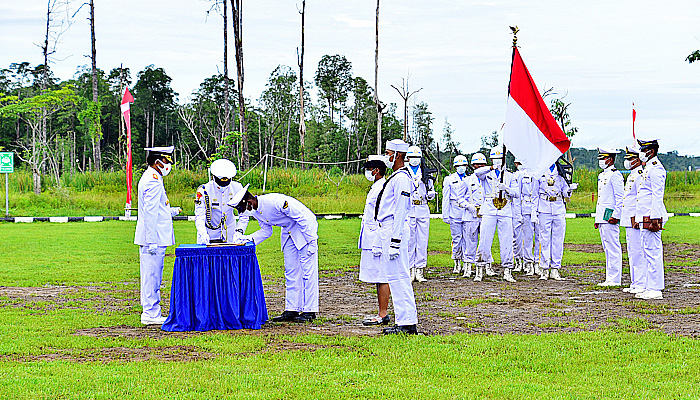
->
[[509, 26, 519, 47]]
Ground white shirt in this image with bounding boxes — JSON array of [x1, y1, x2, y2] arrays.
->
[[407, 166, 435, 219], [474, 166, 520, 217], [531, 172, 571, 216], [134, 166, 175, 247], [194, 180, 249, 243], [513, 168, 536, 216], [247, 193, 318, 250], [359, 177, 385, 250], [595, 166, 624, 224], [375, 167, 412, 241], [441, 172, 469, 222], [636, 156, 668, 222], [620, 166, 643, 228]]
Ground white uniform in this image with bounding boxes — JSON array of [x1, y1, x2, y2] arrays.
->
[[134, 166, 177, 320], [462, 173, 485, 264], [247, 194, 319, 313], [407, 166, 435, 271], [531, 171, 571, 271], [621, 166, 644, 290], [194, 180, 249, 243], [596, 166, 624, 284], [474, 166, 520, 269], [512, 168, 536, 264], [636, 157, 667, 292], [441, 172, 470, 262], [376, 167, 417, 326], [359, 177, 387, 283]]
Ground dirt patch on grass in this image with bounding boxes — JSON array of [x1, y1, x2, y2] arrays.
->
[[2, 346, 214, 363]]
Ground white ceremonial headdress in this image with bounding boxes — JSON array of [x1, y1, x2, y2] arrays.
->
[[210, 159, 237, 179], [227, 184, 250, 207], [144, 146, 174, 154], [386, 139, 409, 153]]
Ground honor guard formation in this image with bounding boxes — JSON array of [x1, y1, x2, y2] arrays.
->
[[136, 138, 669, 334]]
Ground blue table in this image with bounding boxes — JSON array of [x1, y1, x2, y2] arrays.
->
[[162, 243, 268, 331]]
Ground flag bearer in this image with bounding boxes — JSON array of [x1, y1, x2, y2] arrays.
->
[[134, 146, 181, 325], [406, 146, 436, 283], [634, 138, 667, 300], [620, 147, 645, 294], [462, 153, 487, 279], [229, 186, 319, 323], [442, 155, 470, 275], [595, 148, 625, 286], [194, 159, 249, 244], [473, 146, 520, 282]]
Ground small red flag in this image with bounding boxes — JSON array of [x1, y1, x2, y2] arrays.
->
[[121, 87, 134, 105], [632, 103, 636, 140]]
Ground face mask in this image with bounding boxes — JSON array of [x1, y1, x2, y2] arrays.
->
[[383, 154, 395, 169], [639, 151, 650, 163], [598, 160, 608, 170], [456, 166, 467, 175], [364, 169, 375, 182], [159, 161, 172, 176], [408, 157, 421, 167], [623, 160, 632, 170], [549, 164, 556, 173], [517, 164, 524, 171], [214, 177, 231, 187], [492, 158, 502, 168]]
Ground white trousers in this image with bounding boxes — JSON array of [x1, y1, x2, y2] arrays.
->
[[625, 227, 645, 289], [538, 213, 566, 270], [477, 215, 514, 268], [641, 229, 664, 291], [383, 224, 418, 326], [139, 245, 166, 319], [513, 215, 535, 262], [282, 238, 319, 313], [463, 220, 480, 263], [599, 223, 622, 284], [408, 216, 429, 270], [449, 221, 467, 261]]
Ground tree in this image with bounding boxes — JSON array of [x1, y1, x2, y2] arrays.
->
[[297, 0, 307, 164], [412, 101, 434, 151], [132, 65, 177, 149], [546, 89, 578, 163], [314, 55, 353, 125], [259, 65, 298, 166], [442, 118, 459, 164], [230, 0, 249, 169], [686, 50, 700, 63], [391, 74, 422, 141], [373, 0, 385, 154]]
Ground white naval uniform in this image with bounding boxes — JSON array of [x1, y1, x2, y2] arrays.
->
[[194, 180, 249, 244], [463, 173, 485, 264], [441, 172, 470, 262], [531, 171, 571, 271], [247, 194, 319, 313], [134, 166, 177, 320], [474, 166, 520, 269], [359, 177, 388, 283], [407, 166, 435, 271], [376, 167, 418, 326], [596, 166, 624, 284], [621, 166, 644, 290], [636, 157, 667, 292], [512, 168, 536, 264]]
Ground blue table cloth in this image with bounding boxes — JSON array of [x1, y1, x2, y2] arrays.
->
[[162, 243, 268, 331]]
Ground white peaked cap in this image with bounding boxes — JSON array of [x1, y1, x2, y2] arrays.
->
[[386, 139, 409, 153], [406, 146, 422, 158], [597, 147, 619, 155], [453, 155, 468, 166], [490, 146, 504, 159], [368, 154, 385, 161], [227, 183, 250, 207], [210, 159, 237, 179], [144, 146, 174, 154], [471, 153, 487, 164]]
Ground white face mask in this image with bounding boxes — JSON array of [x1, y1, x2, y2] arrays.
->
[[383, 154, 395, 169], [598, 159, 608, 170], [408, 157, 421, 167], [456, 166, 467, 175], [639, 151, 650, 163], [159, 161, 172, 176], [492, 158, 503, 168], [364, 169, 375, 182], [516, 164, 524, 171], [623, 160, 632, 170]]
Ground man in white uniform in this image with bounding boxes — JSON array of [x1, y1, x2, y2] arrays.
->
[[230, 186, 319, 323], [512, 159, 536, 275], [531, 163, 574, 280], [635, 138, 667, 300], [442, 155, 470, 275], [595, 148, 624, 286], [194, 159, 249, 244], [134, 146, 181, 325], [473, 146, 520, 282], [620, 147, 645, 294], [376, 139, 418, 335], [462, 153, 487, 279], [406, 146, 436, 283]]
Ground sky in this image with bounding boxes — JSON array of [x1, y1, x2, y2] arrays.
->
[[2, 0, 700, 156]]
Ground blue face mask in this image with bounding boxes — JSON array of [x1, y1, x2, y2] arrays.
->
[[549, 164, 556, 172]]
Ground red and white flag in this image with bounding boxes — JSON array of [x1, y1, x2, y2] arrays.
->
[[503, 47, 570, 176], [121, 87, 135, 211], [632, 102, 636, 141]]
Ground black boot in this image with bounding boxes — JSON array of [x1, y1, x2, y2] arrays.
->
[[293, 312, 316, 323], [382, 324, 418, 335], [272, 310, 299, 322]]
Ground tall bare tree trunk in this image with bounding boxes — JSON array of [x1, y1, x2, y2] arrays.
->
[[231, 0, 248, 169], [223, 0, 231, 139], [374, 0, 384, 154], [90, 0, 101, 170], [297, 0, 306, 166]]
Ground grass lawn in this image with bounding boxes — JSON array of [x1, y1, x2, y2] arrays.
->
[[0, 217, 699, 399]]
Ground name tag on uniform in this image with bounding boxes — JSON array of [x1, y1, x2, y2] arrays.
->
[[401, 191, 410, 197]]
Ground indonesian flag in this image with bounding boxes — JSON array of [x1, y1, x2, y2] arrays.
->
[[121, 87, 135, 207], [503, 47, 570, 176], [632, 102, 636, 140]]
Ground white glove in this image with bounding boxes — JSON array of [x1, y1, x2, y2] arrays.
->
[[306, 241, 318, 257], [465, 204, 477, 217], [197, 232, 210, 245], [233, 235, 252, 245], [170, 207, 181, 217], [147, 243, 158, 255], [372, 245, 382, 257], [388, 239, 401, 260], [531, 215, 539, 225], [427, 190, 436, 200], [496, 183, 510, 194], [570, 183, 579, 190]]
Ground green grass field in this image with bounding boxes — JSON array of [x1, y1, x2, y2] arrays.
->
[[1, 217, 700, 398]]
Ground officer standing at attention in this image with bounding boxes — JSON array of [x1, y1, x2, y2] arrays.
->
[[473, 146, 520, 282], [194, 159, 249, 244], [134, 146, 181, 325], [376, 139, 418, 335], [595, 148, 625, 287], [442, 155, 470, 275], [511, 159, 536, 275], [405, 146, 436, 283], [462, 153, 487, 279], [634, 138, 667, 300], [620, 147, 645, 294], [229, 186, 320, 323]]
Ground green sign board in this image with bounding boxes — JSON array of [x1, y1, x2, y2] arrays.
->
[[0, 152, 13, 173]]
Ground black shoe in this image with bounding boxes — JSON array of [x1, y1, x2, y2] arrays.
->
[[293, 312, 316, 323], [362, 315, 391, 326], [272, 311, 299, 322], [382, 324, 418, 335]]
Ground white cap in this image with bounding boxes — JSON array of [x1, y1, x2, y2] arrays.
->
[[386, 139, 409, 153], [597, 147, 619, 159], [470, 153, 487, 165], [144, 146, 174, 154], [227, 183, 250, 207], [406, 146, 422, 158], [210, 159, 237, 179], [453, 155, 468, 166], [490, 146, 504, 159]]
